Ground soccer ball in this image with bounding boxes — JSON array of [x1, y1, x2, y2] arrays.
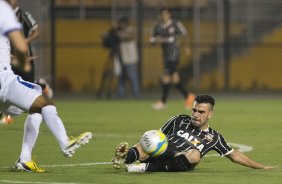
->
[[139, 130, 168, 157]]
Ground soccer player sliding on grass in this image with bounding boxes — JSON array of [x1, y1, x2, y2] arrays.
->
[[112, 94, 277, 172]]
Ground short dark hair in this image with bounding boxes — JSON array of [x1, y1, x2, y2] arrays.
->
[[195, 94, 215, 107], [117, 15, 129, 25], [159, 7, 170, 14]]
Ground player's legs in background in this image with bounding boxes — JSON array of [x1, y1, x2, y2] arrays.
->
[[171, 72, 195, 109], [153, 73, 171, 110], [127, 149, 201, 172], [0, 105, 23, 124], [117, 68, 127, 98], [124, 64, 141, 98]]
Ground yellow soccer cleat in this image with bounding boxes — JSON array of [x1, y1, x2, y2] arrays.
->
[[15, 159, 45, 173], [63, 132, 93, 158], [112, 142, 129, 169]]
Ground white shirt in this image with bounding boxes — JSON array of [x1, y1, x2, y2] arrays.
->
[[0, 36, 11, 63], [0, 0, 21, 63]]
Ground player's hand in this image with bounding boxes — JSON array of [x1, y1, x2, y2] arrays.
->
[[150, 37, 157, 44], [10, 54, 35, 72], [24, 62, 31, 72], [26, 56, 38, 62], [150, 36, 165, 44], [262, 166, 279, 170]]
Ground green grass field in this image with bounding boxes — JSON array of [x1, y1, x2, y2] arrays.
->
[[0, 96, 281, 184]]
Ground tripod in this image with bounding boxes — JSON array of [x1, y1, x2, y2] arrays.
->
[[96, 52, 115, 99]]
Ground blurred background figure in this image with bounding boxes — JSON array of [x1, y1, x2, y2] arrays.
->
[[1, 0, 52, 124], [150, 7, 194, 110], [10, 0, 39, 82], [116, 16, 141, 98], [10, 0, 53, 99], [10, 0, 282, 98]]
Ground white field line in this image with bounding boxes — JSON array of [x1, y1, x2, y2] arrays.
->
[[205, 142, 253, 157], [0, 180, 80, 184], [41, 162, 112, 168], [0, 132, 253, 169]]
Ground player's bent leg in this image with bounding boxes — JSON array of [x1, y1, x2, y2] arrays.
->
[[185, 149, 201, 166], [29, 95, 52, 113], [14, 158, 45, 173], [30, 96, 93, 158], [134, 142, 149, 161], [147, 154, 194, 172], [127, 150, 200, 173], [175, 149, 201, 167], [0, 105, 24, 124]]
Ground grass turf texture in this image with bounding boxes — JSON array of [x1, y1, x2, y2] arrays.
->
[[0, 96, 281, 183]]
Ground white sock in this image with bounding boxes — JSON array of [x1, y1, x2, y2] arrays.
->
[[20, 113, 42, 162], [41, 105, 69, 150]]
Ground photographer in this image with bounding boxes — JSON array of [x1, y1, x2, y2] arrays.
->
[[102, 16, 141, 98]]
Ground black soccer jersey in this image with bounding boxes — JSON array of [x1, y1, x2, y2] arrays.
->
[[160, 114, 233, 158], [151, 20, 187, 62], [15, 7, 38, 39]]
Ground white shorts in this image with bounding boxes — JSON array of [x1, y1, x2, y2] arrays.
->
[[0, 65, 42, 112]]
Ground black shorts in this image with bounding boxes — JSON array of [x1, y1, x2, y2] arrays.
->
[[164, 60, 178, 75], [141, 142, 177, 163]]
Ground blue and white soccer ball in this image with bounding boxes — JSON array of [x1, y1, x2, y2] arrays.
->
[[139, 130, 168, 157]]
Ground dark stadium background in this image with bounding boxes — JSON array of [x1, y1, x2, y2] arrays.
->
[[18, 0, 282, 96]]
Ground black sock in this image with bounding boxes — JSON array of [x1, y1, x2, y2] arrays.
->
[[124, 147, 140, 164], [175, 83, 188, 98], [146, 154, 193, 172], [161, 83, 171, 103]]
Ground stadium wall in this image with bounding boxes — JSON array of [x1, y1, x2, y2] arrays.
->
[[56, 19, 282, 93]]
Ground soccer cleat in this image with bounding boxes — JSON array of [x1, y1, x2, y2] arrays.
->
[[185, 93, 196, 109], [1, 115, 13, 124], [152, 101, 166, 111], [112, 142, 129, 169], [14, 159, 45, 173], [62, 132, 93, 158], [126, 163, 147, 173]]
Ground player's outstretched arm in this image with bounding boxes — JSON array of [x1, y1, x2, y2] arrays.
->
[[226, 150, 278, 169]]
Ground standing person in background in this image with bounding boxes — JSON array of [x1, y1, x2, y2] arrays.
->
[[10, 0, 39, 83], [150, 7, 195, 110], [116, 16, 141, 98], [12, 0, 53, 98]]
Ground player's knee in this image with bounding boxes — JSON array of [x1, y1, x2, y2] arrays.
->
[[29, 95, 54, 113], [185, 149, 201, 166], [135, 142, 149, 161], [162, 75, 171, 83]]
